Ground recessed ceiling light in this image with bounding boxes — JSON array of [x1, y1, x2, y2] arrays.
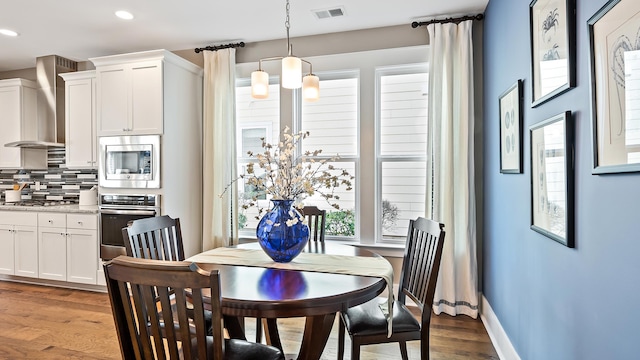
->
[[0, 29, 19, 37], [115, 10, 134, 20]]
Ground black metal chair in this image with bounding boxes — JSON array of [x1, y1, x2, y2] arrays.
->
[[337, 217, 446, 360], [104, 256, 284, 360]]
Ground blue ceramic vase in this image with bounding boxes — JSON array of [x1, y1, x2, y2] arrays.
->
[[256, 199, 310, 263]]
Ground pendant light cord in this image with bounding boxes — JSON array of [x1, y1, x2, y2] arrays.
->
[[285, 0, 292, 55]]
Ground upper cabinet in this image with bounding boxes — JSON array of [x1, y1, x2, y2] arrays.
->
[[0, 79, 47, 169], [60, 70, 97, 168], [90, 50, 202, 137]]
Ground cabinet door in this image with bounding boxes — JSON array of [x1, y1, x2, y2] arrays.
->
[[38, 227, 67, 281], [0, 86, 23, 168], [97, 66, 129, 135], [0, 225, 15, 275], [130, 61, 163, 134], [67, 228, 98, 285], [66, 77, 96, 168], [14, 225, 38, 278]]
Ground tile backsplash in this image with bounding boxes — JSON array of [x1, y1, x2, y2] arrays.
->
[[0, 148, 97, 203]]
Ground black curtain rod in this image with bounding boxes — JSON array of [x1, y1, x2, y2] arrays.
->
[[411, 13, 484, 28], [194, 41, 245, 53]]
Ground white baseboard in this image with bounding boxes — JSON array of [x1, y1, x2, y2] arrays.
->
[[479, 294, 520, 360]]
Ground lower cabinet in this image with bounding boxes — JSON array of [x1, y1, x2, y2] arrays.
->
[[38, 213, 98, 285], [14, 225, 39, 278], [0, 212, 38, 278]]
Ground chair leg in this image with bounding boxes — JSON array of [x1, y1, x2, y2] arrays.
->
[[399, 341, 409, 360], [351, 340, 361, 360], [337, 318, 345, 360], [255, 317, 262, 343]]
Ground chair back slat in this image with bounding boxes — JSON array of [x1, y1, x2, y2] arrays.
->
[[123, 216, 185, 261], [301, 206, 326, 243], [398, 217, 445, 310], [104, 256, 222, 360]]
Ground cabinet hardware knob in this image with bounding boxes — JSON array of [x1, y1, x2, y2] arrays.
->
[[48, 220, 53, 223]]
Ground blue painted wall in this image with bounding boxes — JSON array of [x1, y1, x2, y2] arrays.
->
[[483, 0, 640, 359]]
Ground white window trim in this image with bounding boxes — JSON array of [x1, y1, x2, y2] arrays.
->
[[374, 63, 429, 244], [236, 46, 429, 247]]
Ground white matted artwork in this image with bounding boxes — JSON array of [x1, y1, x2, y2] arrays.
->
[[530, 111, 574, 247], [499, 80, 523, 174], [588, 0, 640, 173], [529, 0, 575, 107]]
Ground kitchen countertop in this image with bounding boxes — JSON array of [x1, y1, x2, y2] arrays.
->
[[0, 204, 99, 214]]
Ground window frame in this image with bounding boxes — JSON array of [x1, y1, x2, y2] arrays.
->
[[375, 64, 429, 244], [295, 70, 361, 241], [234, 46, 429, 248]]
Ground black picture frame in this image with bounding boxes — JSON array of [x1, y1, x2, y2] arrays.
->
[[588, 0, 640, 174], [529, 0, 576, 107], [499, 80, 524, 173], [530, 111, 574, 247]]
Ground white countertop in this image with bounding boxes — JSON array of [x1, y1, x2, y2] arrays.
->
[[0, 204, 99, 214]]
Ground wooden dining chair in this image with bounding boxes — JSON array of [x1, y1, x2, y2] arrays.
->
[[301, 206, 326, 243], [122, 215, 184, 261], [104, 256, 285, 360], [337, 217, 446, 360]]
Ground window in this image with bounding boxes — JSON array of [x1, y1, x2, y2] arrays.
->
[[235, 46, 429, 245], [376, 66, 428, 240], [235, 80, 280, 232], [300, 72, 358, 237]]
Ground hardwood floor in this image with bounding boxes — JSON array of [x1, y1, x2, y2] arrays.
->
[[0, 281, 499, 359]]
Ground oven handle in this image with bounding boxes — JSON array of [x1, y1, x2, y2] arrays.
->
[[99, 209, 157, 216]]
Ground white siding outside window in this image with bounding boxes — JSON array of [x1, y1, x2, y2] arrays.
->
[[234, 46, 429, 246], [300, 74, 358, 238], [235, 81, 280, 232], [377, 67, 428, 240]]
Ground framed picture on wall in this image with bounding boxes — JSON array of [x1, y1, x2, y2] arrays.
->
[[529, 0, 576, 107], [530, 111, 574, 247], [588, 0, 640, 174], [499, 80, 524, 173]]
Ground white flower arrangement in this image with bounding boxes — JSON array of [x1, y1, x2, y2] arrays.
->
[[222, 126, 353, 219]]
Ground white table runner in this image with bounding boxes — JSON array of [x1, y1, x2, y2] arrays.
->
[[187, 247, 394, 337]]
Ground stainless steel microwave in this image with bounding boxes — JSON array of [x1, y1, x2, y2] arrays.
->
[[98, 135, 160, 188]]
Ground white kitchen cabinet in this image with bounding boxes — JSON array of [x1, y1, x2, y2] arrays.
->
[[66, 214, 98, 284], [0, 79, 47, 169], [0, 211, 38, 277], [14, 225, 39, 278], [38, 212, 98, 284], [94, 60, 163, 135], [38, 213, 67, 281], [60, 71, 97, 168], [0, 225, 15, 275], [38, 227, 67, 281]]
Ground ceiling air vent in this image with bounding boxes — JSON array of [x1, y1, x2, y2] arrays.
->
[[312, 6, 345, 20]]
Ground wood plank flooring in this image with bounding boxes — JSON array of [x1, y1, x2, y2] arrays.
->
[[0, 281, 498, 359]]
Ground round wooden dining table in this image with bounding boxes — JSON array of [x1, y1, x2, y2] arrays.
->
[[193, 242, 388, 360]]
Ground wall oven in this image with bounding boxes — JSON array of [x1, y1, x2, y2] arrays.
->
[[99, 135, 161, 188], [99, 193, 160, 260]]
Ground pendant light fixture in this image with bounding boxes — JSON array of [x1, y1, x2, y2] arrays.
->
[[251, 0, 319, 101]]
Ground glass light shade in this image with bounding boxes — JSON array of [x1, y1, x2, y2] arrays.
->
[[302, 74, 320, 102], [281, 56, 302, 89], [251, 70, 269, 99]]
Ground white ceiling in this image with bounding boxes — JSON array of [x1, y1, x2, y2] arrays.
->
[[0, 0, 488, 72]]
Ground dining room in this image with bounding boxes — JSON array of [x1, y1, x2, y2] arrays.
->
[[2, 0, 639, 359]]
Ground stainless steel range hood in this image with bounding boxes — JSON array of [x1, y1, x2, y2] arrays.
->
[[4, 55, 77, 149]]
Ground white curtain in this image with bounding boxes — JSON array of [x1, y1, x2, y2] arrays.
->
[[202, 49, 238, 250], [426, 20, 478, 318]]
